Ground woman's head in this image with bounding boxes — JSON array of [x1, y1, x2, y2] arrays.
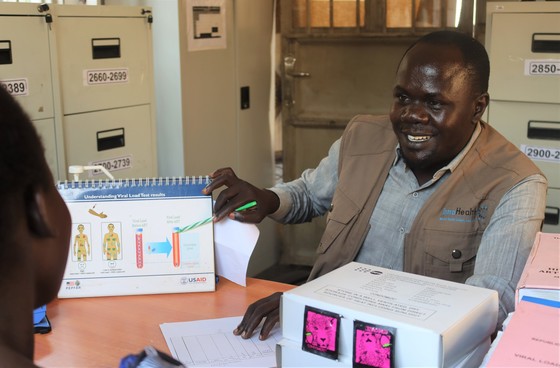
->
[[0, 87, 71, 306]]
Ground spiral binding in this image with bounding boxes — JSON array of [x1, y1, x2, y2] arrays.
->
[[57, 176, 210, 190]]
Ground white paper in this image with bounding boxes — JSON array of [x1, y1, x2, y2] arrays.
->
[[160, 316, 280, 367], [214, 217, 259, 286]]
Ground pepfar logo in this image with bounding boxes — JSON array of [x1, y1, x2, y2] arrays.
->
[[65, 280, 82, 290]]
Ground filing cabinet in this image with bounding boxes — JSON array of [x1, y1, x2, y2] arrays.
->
[[0, 3, 65, 180], [54, 5, 157, 179], [0, 3, 156, 181], [486, 1, 560, 232]]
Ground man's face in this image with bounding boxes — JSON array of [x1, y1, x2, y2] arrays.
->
[[389, 43, 485, 181]]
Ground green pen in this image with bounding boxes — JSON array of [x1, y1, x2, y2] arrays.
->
[[177, 201, 257, 233], [235, 200, 257, 212]]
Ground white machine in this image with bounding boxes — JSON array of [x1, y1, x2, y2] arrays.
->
[[485, 1, 560, 232], [0, 3, 157, 181]]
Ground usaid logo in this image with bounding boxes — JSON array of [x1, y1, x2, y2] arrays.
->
[[180, 276, 208, 285]]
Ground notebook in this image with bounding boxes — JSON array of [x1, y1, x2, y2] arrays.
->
[[516, 232, 560, 305], [57, 177, 215, 298]]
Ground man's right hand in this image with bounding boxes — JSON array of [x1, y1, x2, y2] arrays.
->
[[233, 292, 283, 340], [202, 167, 280, 223]]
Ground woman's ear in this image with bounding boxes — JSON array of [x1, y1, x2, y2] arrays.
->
[[25, 187, 54, 237], [473, 92, 489, 123]]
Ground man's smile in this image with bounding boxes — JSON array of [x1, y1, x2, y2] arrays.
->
[[407, 134, 431, 143]]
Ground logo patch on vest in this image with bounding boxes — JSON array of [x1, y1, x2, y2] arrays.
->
[[439, 205, 488, 223]]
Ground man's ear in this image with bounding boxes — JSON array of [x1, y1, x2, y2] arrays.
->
[[473, 92, 489, 123], [25, 187, 54, 237]]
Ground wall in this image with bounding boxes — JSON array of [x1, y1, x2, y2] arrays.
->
[[104, 0, 184, 177], [106, 0, 281, 277]]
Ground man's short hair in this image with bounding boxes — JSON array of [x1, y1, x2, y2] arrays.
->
[[402, 30, 490, 94]]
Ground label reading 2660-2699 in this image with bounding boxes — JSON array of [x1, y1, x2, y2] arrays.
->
[[84, 68, 129, 86]]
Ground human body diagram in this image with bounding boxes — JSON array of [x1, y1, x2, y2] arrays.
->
[[103, 223, 121, 261], [73, 224, 91, 261]]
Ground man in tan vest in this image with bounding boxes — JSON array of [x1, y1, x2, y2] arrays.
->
[[204, 31, 547, 339]]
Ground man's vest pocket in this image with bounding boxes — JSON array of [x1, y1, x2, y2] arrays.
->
[[317, 189, 359, 254], [423, 229, 482, 283]]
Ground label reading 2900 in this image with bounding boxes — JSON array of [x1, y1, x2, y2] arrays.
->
[[521, 144, 560, 163], [84, 68, 129, 86]]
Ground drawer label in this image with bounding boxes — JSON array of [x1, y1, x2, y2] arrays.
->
[[84, 68, 129, 86], [89, 155, 133, 176], [0, 78, 29, 96], [521, 144, 560, 163], [525, 60, 560, 76]]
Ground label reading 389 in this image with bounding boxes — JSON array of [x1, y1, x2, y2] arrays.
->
[[0, 78, 29, 96]]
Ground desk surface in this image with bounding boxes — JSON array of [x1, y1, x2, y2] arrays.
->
[[35, 277, 293, 367]]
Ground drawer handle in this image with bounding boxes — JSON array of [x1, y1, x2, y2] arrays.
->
[[97, 128, 125, 151], [532, 33, 560, 54], [92, 38, 121, 59], [527, 120, 560, 141], [544, 206, 559, 226], [0, 40, 12, 65]]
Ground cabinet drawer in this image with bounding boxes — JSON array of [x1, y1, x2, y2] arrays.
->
[[63, 104, 156, 179], [487, 100, 560, 188], [56, 14, 152, 114], [488, 12, 560, 104]]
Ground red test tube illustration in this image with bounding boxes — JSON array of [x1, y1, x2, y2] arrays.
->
[[172, 227, 180, 267], [135, 228, 143, 269]]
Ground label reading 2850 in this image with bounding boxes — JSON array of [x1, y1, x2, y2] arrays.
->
[[524, 60, 560, 76], [84, 68, 129, 86]]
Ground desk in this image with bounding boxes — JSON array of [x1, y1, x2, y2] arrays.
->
[[35, 278, 293, 367]]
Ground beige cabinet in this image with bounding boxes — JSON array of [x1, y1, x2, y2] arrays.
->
[[486, 1, 560, 233], [0, 3, 157, 181], [54, 5, 157, 180], [0, 3, 65, 180]]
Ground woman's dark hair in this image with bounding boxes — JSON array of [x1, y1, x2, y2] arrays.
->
[[0, 87, 52, 243]]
